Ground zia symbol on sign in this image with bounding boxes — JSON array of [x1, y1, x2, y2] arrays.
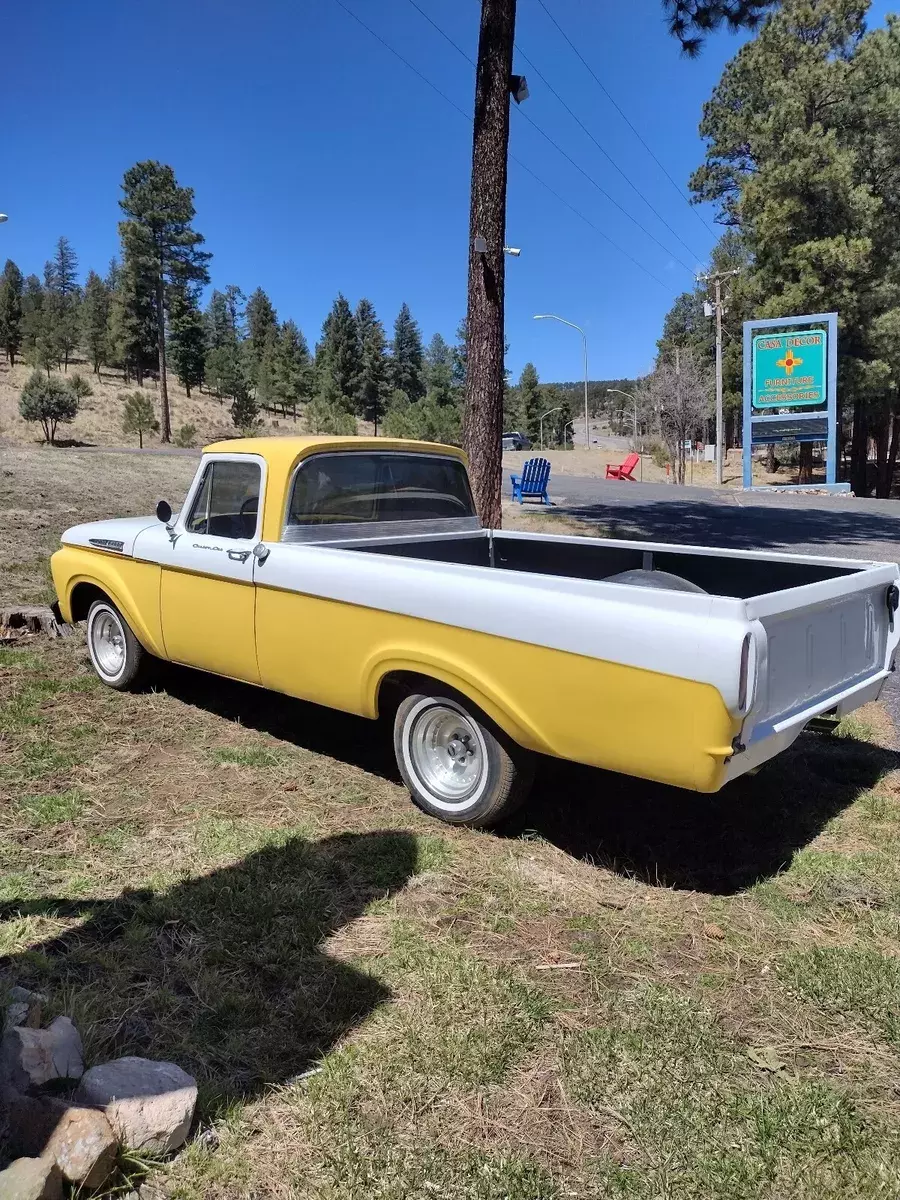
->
[[776, 348, 803, 375]]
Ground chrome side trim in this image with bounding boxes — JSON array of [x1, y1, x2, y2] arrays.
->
[[88, 538, 125, 552]]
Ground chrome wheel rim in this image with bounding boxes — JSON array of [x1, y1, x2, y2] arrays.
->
[[408, 704, 485, 805], [91, 609, 126, 679]]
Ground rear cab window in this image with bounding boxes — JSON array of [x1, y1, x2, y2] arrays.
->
[[186, 459, 261, 539], [285, 452, 475, 529]]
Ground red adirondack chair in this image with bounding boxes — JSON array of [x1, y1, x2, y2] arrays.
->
[[605, 452, 640, 481]]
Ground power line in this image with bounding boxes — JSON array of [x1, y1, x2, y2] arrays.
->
[[404, 0, 696, 275], [332, 0, 676, 292], [534, 0, 718, 237]]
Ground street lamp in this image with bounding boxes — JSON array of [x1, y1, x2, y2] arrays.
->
[[607, 388, 638, 444], [534, 315, 589, 450], [0, 214, 8, 224], [539, 406, 561, 451], [563, 419, 576, 450]]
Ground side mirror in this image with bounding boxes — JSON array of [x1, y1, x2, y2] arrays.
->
[[156, 500, 173, 524]]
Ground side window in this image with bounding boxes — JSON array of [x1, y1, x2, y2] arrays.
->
[[185, 460, 261, 539]]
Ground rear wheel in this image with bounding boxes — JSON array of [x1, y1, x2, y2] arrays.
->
[[393, 689, 534, 828], [85, 599, 152, 691]]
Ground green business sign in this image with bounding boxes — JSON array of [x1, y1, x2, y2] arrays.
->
[[752, 329, 827, 409]]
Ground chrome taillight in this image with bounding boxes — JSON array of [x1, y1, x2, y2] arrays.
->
[[738, 633, 756, 713]]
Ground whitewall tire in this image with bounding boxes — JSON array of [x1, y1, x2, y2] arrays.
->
[[86, 599, 150, 691], [393, 689, 534, 828]]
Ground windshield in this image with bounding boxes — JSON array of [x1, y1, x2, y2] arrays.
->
[[286, 452, 475, 526]]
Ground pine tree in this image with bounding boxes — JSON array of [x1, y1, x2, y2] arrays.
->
[[204, 287, 246, 400], [106, 249, 156, 386], [317, 294, 361, 411], [424, 333, 456, 406], [0, 260, 24, 365], [119, 161, 211, 441], [273, 320, 314, 420], [390, 303, 425, 401], [81, 270, 111, 375], [168, 285, 206, 397], [121, 390, 160, 448], [44, 236, 81, 371], [20, 275, 44, 362], [355, 298, 390, 432], [245, 287, 279, 389], [518, 363, 543, 445]]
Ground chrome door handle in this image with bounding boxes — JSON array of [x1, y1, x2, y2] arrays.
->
[[227, 549, 251, 563]]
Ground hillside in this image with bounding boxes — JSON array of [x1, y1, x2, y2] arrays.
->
[[0, 356, 317, 449]]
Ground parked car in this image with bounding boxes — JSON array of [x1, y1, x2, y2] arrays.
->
[[502, 431, 531, 451], [52, 436, 900, 828]]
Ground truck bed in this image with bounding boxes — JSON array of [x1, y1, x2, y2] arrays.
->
[[341, 527, 863, 600]]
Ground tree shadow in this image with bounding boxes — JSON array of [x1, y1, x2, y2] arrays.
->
[[504, 730, 897, 894], [0, 830, 418, 1132], [557, 494, 900, 557]]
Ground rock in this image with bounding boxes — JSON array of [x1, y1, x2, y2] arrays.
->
[[76, 1057, 197, 1154], [0, 1017, 84, 1090], [3, 1090, 117, 1188], [4, 987, 47, 1032], [195, 1126, 219, 1152], [0, 1156, 63, 1200]]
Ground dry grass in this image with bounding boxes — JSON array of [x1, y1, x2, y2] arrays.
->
[[0, 355, 303, 450], [2, 450, 900, 1197]]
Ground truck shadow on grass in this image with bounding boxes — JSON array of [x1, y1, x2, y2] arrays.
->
[[513, 730, 897, 894], [0, 830, 419, 1132], [159, 665, 895, 897]]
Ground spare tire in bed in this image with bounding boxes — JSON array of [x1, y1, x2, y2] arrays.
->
[[605, 569, 708, 594]]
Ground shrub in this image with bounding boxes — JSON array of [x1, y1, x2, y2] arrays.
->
[[69, 373, 94, 401], [120, 390, 159, 449], [175, 423, 198, 449], [305, 396, 357, 436], [19, 372, 79, 444]]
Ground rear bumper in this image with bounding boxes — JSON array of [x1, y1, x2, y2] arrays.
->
[[722, 669, 890, 785]]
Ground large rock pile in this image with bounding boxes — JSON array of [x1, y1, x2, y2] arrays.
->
[[0, 987, 198, 1198]]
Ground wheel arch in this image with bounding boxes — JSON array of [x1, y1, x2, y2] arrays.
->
[[62, 563, 166, 659], [369, 657, 548, 755]]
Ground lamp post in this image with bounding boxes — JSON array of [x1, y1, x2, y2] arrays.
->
[[563, 419, 576, 449], [0, 214, 8, 224], [539, 406, 561, 451], [534, 314, 589, 450], [607, 388, 638, 444]]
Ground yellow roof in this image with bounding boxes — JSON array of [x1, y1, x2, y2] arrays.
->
[[201, 435, 467, 476]]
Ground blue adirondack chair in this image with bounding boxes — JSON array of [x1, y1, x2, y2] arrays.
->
[[510, 457, 552, 505]]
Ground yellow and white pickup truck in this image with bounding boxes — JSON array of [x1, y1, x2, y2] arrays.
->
[[51, 436, 900, 828]]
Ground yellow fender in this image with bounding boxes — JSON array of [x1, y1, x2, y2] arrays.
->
[[52, 548, 165, 659]]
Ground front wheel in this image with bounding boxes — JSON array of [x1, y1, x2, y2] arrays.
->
[[85, 598, 152, 691], [393, 690, 534, 828]]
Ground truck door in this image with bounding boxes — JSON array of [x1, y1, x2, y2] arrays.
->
[[158, 455, 264, 683]]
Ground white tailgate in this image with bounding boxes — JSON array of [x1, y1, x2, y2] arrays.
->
[[750, 576, 895, 733]]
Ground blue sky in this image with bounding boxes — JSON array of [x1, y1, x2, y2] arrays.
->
[[4, 0, 894, 383]]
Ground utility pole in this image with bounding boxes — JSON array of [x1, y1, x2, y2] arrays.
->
[[699, 268, 740, 487], [462, 0, 520, 529]]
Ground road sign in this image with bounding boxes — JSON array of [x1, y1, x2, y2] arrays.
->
[[752, 329, 826, 409]]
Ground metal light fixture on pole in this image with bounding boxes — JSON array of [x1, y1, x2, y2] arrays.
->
[[0, 214, 8, 223], [563, 419, 576, 449], [607, 388, 638, 444], [534, 314, 590, 450], [539, 406, 561, 451]]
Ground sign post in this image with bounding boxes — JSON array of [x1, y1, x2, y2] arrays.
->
[[742, 312, 843, 491]]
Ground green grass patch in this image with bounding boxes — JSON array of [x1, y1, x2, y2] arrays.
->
[[17, 788, 85, 826], [210, 746, 284, 768], [780, 946, 900, 1047]]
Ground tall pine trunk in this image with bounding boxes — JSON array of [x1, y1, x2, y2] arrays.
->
[[850, 393, 868, 495], [462, 0, 516, 529], [798, 442, 813, 484], [155, 272, 171, 442]]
